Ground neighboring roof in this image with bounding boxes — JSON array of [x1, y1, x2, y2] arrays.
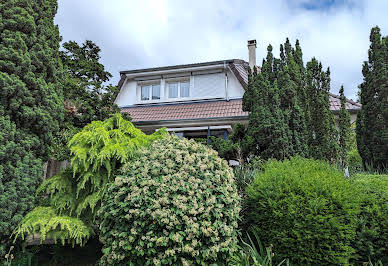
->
[[329, 93, 361, 113], [121, 99, 248, 123]]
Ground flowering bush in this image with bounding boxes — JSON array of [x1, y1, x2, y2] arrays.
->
[[98, 135, 241, 265]]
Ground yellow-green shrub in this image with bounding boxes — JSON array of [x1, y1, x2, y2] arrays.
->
[[98, 135, 241, 265]]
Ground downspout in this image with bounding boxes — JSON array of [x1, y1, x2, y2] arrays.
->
[[224, 61, 229, 101]]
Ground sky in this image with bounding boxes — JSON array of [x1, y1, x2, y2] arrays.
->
[[55, 0, 388, 100]]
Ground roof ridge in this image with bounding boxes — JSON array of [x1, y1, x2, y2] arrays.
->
[[329, 92, 361, 107]]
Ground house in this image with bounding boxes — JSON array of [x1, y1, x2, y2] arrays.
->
[[115, 40, 361, 140]]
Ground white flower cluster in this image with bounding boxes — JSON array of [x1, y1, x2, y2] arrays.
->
[[98, 135, 241, 265]]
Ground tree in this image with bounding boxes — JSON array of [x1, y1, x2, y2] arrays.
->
[[305, 59, 339, 161], [51, 40, 126, 160], [0, 0, 63, 256], [244, 45, 290, 160], [357, 26, 388, 171], [278, 39, 308, 157], [338, 85, 351, 167], [242, 39, 339, 162]]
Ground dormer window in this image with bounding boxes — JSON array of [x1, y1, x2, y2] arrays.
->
[[168, 81, 190, 98], [141, 84, 160, 101]]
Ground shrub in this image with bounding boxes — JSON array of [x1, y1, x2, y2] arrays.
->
[[347, 148, 363, 174], [14, 114, 166, 245], [351, 174, 388, 263], [246, 157, 360, 265], [98, 135, 241, 265]]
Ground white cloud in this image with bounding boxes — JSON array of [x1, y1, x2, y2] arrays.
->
[[55, 0, 388, 100]]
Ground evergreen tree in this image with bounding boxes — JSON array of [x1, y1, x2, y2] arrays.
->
[[338, 86, 351, 167], [51, 40, 126, 160], [305, 59, 339, 161], [277, 39, 308, 156], [0, 0, 63, 255], [356, 26, 388, 171], [244, 45, 289, 160]]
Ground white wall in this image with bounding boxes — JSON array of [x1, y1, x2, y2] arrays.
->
[[115, 78, 137, 107], [227, 69, 245, 99], [115, 68, 245, 107], [192, 72, 225, 99]]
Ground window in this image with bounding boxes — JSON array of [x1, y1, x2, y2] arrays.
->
[[141, 84, 160, 101], [168, 81, 190, 98], [180, 81, 190, 97], [141, 85, 150, 100], [168, 83, 178, 98], [152, 84, 160, 99]]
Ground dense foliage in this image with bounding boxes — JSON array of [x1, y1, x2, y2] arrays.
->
[[0, 0, 63, 256], [305, 58, 339, 162], [242, 39, 339, 161], [338, 85, 351, 167], [15, 114, 166, 245], [52, 40, 127, 160], [351, 174, 388, 263], [243, 46, 290, 160], [357, 26, 388, 171], [98, 135, 240, 265], [246, 158, 360, 265], [208, 123, 248, 162]]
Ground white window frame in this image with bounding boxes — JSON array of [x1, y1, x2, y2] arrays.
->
[[167, 79, 190, 99], [139, 82, 161, 102]]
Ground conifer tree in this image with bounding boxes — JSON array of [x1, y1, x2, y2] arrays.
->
[[357, 26, 388, 170], [305, 59, 339, 161], [51, 40, 126, 160], [0, 0, 63, 255], [244, 45, 289, 159], [277, 39, 308, 156], [338, 85, 351, 167]]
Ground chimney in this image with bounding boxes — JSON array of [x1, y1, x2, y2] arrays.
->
[[247, 39, 257, 69]]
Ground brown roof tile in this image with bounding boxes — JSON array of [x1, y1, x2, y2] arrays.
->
[[122, 99, 248, 122]]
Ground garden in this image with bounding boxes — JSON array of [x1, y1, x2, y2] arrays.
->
[[1, 1, 387, 265]]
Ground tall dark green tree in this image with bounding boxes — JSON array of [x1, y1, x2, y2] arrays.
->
[[0, 0, 63, 255], [278, 39, 308, 156], [338, 85, 351, 167], [51, 40, 126, 160], [357, 26, 388, 171], [243, 39, 339, 162], [305, 59, 339, 162], [243, 45, 289, 160]]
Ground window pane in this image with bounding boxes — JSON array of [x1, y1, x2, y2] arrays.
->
[[141, 85, 150, 100], [152, 84, 160, 100], [169, 83, 178, 98], [180, 81, 190, 97]]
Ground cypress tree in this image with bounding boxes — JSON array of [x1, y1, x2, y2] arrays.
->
[[338, 85, 351, 167], [0, 0, 63, 255], [306, 59, 339, 161], [277, 39, 308, 156], [244, 45, 289, 160], [356, 26, 388, 171]]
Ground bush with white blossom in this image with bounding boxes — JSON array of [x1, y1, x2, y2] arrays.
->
[[98, 135, 241, 265]]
